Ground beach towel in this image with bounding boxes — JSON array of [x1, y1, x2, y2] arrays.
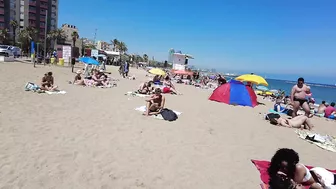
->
[[45, 90, 67, 95], [125, 91, 151, 98], [135, 106, 182, 120], [295, 130, 336, 152], [268, 109, 286, 115], [251, 160, 336, 189], [24, 82, 40, 91]]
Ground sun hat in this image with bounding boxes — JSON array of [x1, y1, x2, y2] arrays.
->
[[76, 70, 82, 74]]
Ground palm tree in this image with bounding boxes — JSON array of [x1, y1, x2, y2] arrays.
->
[[111, 39, 119, 51], [17, 27, 37, 53], [71, 31, 79, 47], [143, 54, 148, 63], [47, 29, 66, 49], [0, 29, 9, 44], [10, 20, 18, 46]]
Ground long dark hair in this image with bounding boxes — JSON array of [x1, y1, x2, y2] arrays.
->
[[268, 148, 299, 180], [269, 174, 295, 189]]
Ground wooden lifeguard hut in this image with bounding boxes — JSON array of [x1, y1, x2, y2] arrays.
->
[[169, 49, 194, 71]]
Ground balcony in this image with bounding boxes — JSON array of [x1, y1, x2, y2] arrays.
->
[[40, 0, 48, 2], [40, 17, 45, 21], [29, 23, 36, 27], [52, 1, 57, 6], [40, 25, 45, 29], [0, 9, 4, 14], [29, 1, 36, 6], [40, 4, 48, 9], [29, 15, 36, 20], [29, 9, 36, 13]]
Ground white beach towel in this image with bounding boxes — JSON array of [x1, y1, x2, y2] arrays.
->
[[45, 90, 67, 95], [135, 106, 182, 120], [295, 130, 336, 152], [125, 91, 151, 98]]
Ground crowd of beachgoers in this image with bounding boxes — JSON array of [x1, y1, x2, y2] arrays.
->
[[2, 60, 335, 189]]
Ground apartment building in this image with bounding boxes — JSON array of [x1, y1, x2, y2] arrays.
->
[[0, 0, 58, 41], [96, 40, 112, 51], [61, 23, 78, 44]]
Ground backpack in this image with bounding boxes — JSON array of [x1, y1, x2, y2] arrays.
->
[[265, 113, 280, 120], [160, 108, 178, 121]]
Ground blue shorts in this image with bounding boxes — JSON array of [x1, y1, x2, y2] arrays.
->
[[328, 115, 335, 119]]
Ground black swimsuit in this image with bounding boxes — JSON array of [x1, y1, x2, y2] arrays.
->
[[294, 97, 307, 106]]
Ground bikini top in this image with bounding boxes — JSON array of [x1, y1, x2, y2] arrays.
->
[[300, 164, 312, 182]]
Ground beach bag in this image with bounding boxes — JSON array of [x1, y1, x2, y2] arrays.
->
[[160, 108, 178, 121], [24, 82, 40, 91], [265, 113, 280, 120], [286, 109, 293, 116]]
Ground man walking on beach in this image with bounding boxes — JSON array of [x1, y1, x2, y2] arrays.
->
[[290, 77, 311, 117]]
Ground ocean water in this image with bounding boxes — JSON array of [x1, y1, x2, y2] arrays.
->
[[266, 79, 336, 104]]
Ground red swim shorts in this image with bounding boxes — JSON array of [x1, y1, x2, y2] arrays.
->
[[162, 87, 171, 93]]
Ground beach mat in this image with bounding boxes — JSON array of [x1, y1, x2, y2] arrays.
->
[[125, 91, 151, 98], [251, 160, 336, 189], [45, 90, 67, 95], [295, 130, 336, 152], [135, 106, 182, 120], [268, 109, 286, 114]]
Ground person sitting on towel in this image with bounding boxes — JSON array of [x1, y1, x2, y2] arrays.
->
[[268, 148, 336, 189], [138, 81, 153, 94], [274, 97, 290, 114], [269, 115, 313, 130], [143, 88, 165, 116], [40, 72, 58, 91], [73, 70, 85, 85]]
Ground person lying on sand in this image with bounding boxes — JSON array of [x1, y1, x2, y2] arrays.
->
[[138, 81, 154, 94], [72, 70, 85, 85], [268, 148, 336, 189], [143, 88, 165, 116], [40, 72, 58, 91], [269, 115, 313, 130]]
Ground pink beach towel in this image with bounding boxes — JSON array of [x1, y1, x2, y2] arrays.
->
[[251, 160, 336, 189]]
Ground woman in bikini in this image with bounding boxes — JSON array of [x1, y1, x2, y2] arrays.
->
[[73, 70, 85, 85], [268, 148, 336, 189], [269, 115, 313, 130]]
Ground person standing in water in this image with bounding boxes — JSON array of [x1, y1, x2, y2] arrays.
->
[[290, 77, 311, 117]]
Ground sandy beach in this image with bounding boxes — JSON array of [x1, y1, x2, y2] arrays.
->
[[0, 62, 335, 189]]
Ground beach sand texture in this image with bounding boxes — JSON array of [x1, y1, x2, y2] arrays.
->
[[0, 62, 335, 189]]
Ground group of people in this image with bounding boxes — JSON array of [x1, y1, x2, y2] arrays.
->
[[268, 148, 336, 189], [316, 101, 336, 120], [71, 69, 115, 88], [268, 78, 316, 130]]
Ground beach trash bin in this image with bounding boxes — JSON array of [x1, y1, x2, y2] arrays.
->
[[59, 58, 64, 66], [50, 57, 55, 64]]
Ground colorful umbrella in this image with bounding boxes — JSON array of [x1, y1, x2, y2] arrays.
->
[[172, 70, 194, 75], [79, 57, 100, 65], [235, 74, 268, 86], [149, 68, 166, 76]]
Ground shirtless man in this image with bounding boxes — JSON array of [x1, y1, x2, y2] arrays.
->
[[316, 101, 327, 116], [143, 88, 166, 116], [269, 115, 313, 130], [290, 77, 310, 117], [40, 72, 58, 91]]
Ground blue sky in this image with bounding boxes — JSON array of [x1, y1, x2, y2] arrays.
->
[[59, 0, 336, 84]]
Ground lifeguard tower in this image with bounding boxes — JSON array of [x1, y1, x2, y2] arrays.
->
[[168, 49, 194, 70]]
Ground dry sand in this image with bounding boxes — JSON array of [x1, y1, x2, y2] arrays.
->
[[0, 62, 335, 189]]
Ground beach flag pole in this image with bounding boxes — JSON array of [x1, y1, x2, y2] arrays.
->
[[43, 10, 48, 66]]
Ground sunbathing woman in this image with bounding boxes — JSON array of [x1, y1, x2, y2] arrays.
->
[[73, 70, 85, 85], [268, 148, 336, 189], [40, 72, 58, 91], [143, 88, 165, 116], [269, 115, 313, 130], [138, 81, 153, 94]]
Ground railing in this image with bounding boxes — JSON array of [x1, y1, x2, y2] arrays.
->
[[29, 1, 36, 6], [0, 9, 4, 14], [40, 4, 48, 9], [29, 9, 36, 13]]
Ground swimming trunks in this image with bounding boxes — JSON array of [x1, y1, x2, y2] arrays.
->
[[294, 97, 307, 106]]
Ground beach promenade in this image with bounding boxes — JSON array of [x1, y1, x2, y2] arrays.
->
[[0, 62, 335, 189]]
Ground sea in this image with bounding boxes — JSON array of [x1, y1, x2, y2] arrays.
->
[[265, 79, 336, 104]]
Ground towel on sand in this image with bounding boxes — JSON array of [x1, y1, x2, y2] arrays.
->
[[135, 106, 182, 120], [295, 130, 336, 152], [125, 91, 151, 98], [268, 109, 286, 114], [45, 90, 67, 95], [251, 160, 336, 189]]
